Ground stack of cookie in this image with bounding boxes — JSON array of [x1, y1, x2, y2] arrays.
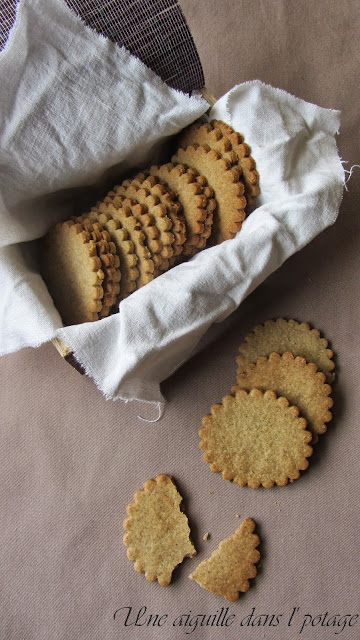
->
[[41, 120, 259, 326], [199, 319, 335, 488]]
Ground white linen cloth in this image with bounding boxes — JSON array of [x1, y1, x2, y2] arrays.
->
[[0, 0, 344, 404]]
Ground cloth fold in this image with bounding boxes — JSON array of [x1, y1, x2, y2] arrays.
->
[[0, 0, 344, 403]]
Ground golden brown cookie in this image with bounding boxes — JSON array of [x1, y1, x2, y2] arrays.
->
[[210, 120, 260, 205], [123, 474, 196, 587], [83, 210, 139, 299], [130, 173, 188, 265], [199, 388, 313, 488], [178, 120, 259, 206], [237, 318, 335, 383], [102, 194, 164, 273], [90, 203, 155, 289], [233, 351, 333, 439], [148, 162, 215, 257], [172, 144, 246, 244], [178, 122, 237, 163], [111, 181, 175, 267], [73, 217, 121, 317], [41, 220, 105, 325], [191, 171, 216, 247], [189, 518, 260, 601]]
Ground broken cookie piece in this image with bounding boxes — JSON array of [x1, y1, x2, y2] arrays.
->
[[189, 517, 260, 601], [123, 474, 196, 586]]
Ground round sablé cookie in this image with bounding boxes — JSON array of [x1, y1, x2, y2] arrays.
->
[[199, 388, 313, 489], [41, 220, 105, 325], [102, 194, 164, 273], [90, 202, 155, 289], [233, 351, 333, 439], [210, 120, 260, 205], [73, 216, 121, 316], [237, 318, 335, 383], [189, 518, 260, 602], [189, 169, 216, 247], [178, 120, 260, 205], [106, 190, 172, 273], [177, 121, 239, 166], [123, 474, 196, 587], [83, 210, 139, 300], [131, 172, 187, 264], [148, 162, 216, 257], [177, 123, 244, 196], [112, 182, 175, 265], [172, 144, 246, 244]]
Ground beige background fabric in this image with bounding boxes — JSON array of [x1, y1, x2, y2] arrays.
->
[[1, 1, 359, 639]]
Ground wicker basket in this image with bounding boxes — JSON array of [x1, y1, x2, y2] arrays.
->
[[51, 86, 216, 371]]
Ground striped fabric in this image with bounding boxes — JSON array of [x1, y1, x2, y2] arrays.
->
[[0, 0, 204, 93]]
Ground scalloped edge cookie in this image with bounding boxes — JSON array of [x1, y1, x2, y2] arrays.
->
[[178, 120, 260, 205], [112, 181, 175, 266], [210, 119, 260, 204], [123, 474, 196, 587], [237, 318, 335, 383], [130, 172, 187, 264], [189, 517, 260, 602], [72, 216, 121, 316], [148, 162, 215, 257], [199, 388, 313, 488], [234, 351, 333, 438], [82, 210, 139, 299], [172, 144, 246, 244], [41, 220, 105, 325], [91, 202, 155, 288]]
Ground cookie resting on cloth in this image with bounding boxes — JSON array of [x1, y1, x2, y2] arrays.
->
[[101, 194, 164, 272], [177, 119, 260, 205], [110, 181, 175, 264], [148, 162, 215, 256], [172, 144, 246, 244], [78, 211, 139, 299], [90, 203, 155, 289], [125, 173, 187, 265], [72, 217, 121, 317], [210, 119, 260, 204], [40, 221, 106, 325]]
